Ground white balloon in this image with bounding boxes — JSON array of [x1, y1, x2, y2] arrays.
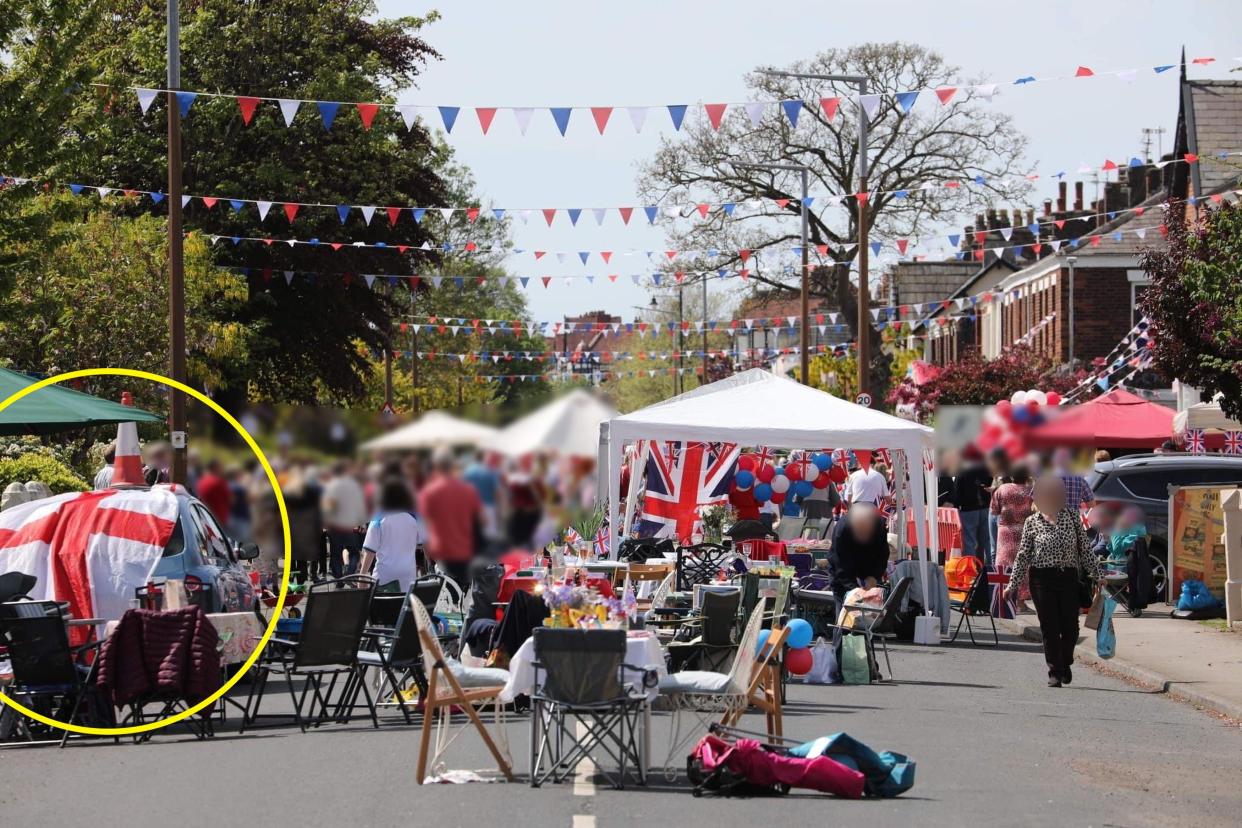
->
[[1027, 389, 1047, 406], [1011, 390, 1028, 406], [771, 475, 791, 494], [802, 462, 819, 482]]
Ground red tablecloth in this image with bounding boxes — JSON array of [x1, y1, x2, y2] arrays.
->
[[497, 572, 615, 607], [734, 539, 788, 563], [905, 507, 963, 555]]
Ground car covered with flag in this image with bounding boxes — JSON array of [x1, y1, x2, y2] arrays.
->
[[0, 484, 259, 633]]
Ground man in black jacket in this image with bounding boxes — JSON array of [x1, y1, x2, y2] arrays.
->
[[827, 505, 890, 603]]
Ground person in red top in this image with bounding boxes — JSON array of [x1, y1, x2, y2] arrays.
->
[[196, 459, 232, 524], [417, 447, 482, 587]]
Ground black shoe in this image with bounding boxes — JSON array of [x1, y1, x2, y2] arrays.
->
[[1061, 666, 1072, 685], [1047, 675, 1062, 688]]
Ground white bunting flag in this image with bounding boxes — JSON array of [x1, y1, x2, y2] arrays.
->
[[278, 99, 301, 126], [519, 209, 532, 225], [627, 106, 649, 133], [858, 94, 882, 120], [592, 208, 607, 226], [976, 84, 999, 101], [364, 274, 376, 289], [397, 105, 418, 131], [181, 195, 192, 208], [439, 208, 454, 223], [257, 201, 272, 221], [361, 206, 376, 225], [283, 271, 295, 284], [744, 101, 767, 126], [1117, 69, 1138, 83], [136, 88, 160, 114], [513, 107, 535, 135]]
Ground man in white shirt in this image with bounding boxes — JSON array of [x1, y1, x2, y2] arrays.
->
[[844, 463, 889, 506], [93, 442, 116, 490], [322, 461, 369, 578]]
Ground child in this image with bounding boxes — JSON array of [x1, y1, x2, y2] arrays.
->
[[1106, 506, 1147, 572]]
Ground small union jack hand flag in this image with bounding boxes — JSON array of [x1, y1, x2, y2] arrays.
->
[[1225, 430, 1242, 455], [1186, 428, 1206, 453]]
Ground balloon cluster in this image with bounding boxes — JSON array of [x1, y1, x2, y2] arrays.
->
[[729, 450, 847, 508], [757, 618, 815, 675], [977, 388, 1062, 459]]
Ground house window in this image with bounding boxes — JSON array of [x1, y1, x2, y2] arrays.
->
[[1127, 269, 1151, 326]]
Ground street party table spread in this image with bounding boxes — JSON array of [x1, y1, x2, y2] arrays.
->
[[499, 629, 667, 703]]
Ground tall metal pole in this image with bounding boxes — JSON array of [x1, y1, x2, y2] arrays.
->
[[701, 275, 708, 384], [677, 284, 684, 394], [166, 0, 188, 484], [799, 167, 810, 385], [1066, 256, 1077, 365], [855, 79, 870, 401]]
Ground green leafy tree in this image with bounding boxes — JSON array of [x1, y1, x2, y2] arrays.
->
[[38, 1, 467, 403], [1140, 201, 1242, 420]]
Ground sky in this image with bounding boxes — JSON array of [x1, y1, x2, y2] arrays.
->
[[376, 0, 1240, 322]]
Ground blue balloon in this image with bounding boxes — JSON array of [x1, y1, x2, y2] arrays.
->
[[753, 483, 773, 502], [812, 452, 831, 471], [774, 465, 787, 478], [786, 618, 813, 649], [755, 628, 772, 655], [1012, 406, 1030, 424], [735, 470, 755, 490], [793, 479, 813, 498]]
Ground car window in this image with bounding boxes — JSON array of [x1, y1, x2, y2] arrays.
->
[[190, 503, 233, 564], [1088, 472, 1129, 500], [161, 519, 186, 558], [1119, 466, 1242, 501]]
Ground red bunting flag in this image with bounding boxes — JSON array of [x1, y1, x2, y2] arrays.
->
[[1054, 219, 1065, 230], [1089, 236, 1101, 247], [934, 87, 957, 105], [386, 207, 401, 226], [542, 209, 556, 226], [464, 241, 477, 252], [541, 276, 552, 288], [466, 207, 480, 223], [534, 251, 546, 260], [1192, 57, 1216, 65], [774, 198, 790, 209], [896, 239, 909, 255], [1102, 159, 1118, 170], [283, 203, 299, 223], [330, 243, 342, 251], [704, 103, 728, 130], [696, 203, 709, 218], [618, 206, 633, 225], [608, 274, 617, 282], [590, 107, 612, 134], [1184, 153, 1198, 163], [476, 107, 498, 134], [674, 272, 685, 283], [1075, 66, 1094, 77], [600, 251, 612, 263], [820, 97, 840, 121], [816, 244, 829, 255], [201, 197, 217, 209], [665, 250, 677, 260], [237, 96, 260, 125], [356, 103, 379, 129], [739, 249, 751, 263]]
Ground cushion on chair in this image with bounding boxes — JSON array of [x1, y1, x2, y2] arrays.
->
[[449, 662, 510, 689], [657, 670, 732, 694]]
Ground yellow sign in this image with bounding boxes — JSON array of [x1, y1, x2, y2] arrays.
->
[[1168, 485, 1232, 601]]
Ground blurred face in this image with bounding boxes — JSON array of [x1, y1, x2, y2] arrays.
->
[[1033, 477, 1066, 515], [848, 507, 877, 541]]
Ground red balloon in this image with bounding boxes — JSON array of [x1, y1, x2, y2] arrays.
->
[[1026, 400, 1041, 413], [770, 490, 786, 504], [1001, 434, 1022, 457], [996, 399, 1013, 416], [1046, 391, 1061, 406], [785, 462, 803, 482], [785, 647, 814, 675], [757, 463, 775, 483], [737, 454, 757, 472], [813, 473, 831, 489], [828, 465, 847, 484]]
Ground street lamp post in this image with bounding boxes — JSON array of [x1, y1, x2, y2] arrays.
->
[[732, 161, 811, 385], [166, 0, 188, 484], [758, 69, 870, 398]]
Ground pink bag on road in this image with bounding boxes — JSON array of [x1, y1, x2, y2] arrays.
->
[[690, 735, 866, 798]]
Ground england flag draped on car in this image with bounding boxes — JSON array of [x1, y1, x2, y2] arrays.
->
[[635, 440, 739, 543]]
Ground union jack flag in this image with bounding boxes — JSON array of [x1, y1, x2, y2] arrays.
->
[[1186, 428, 1206, 454], [635, 440, 739, 542], [1225, 430, 1242, 455], [878, 497, 896, 520], [593, 522, 611, 558]]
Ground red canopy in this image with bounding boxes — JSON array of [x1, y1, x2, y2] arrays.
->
[[1026, 388, 1174, 450]]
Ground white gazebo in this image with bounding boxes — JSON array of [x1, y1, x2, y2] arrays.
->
[[490, 389, 616, 460], [360, 410, 500, 452], [1173, 398, 1242, 435], [601, 369, 939, 607]]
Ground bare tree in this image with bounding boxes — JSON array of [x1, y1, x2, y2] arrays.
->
[[638, 42, 1030, 389]]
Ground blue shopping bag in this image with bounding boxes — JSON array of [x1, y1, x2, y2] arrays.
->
[[1096, 595, 1117, 659]]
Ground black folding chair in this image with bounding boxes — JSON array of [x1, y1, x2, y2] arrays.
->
[[949, 567, 998, 647], [0, 602, 111, 746], [667, 588, 741, 673], [240, 576, 378, 732], [342, 586, 430, 725], [675, 543, 735, 592], [529, 628, 648, 789], [824, 577, 914, 682]]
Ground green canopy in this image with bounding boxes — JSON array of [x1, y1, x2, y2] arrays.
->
[[0, 368, 163, 436]]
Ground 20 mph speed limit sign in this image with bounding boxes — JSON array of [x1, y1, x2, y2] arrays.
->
[[856, 393, 872, 408]]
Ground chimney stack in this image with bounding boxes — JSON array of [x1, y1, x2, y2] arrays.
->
[[1043, 199, 1053, 216], [1058, 181, 1067, 212], [1074, 181, 1084, 211]]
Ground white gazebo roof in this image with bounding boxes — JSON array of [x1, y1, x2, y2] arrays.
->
[[360, 410, 499, 452], [1173, 399, 1241, 434], [607, 369, 933, 454], [491, 389, 616, 459]]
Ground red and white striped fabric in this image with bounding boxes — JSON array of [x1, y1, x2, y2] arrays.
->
[[0, 488, 179, 641]]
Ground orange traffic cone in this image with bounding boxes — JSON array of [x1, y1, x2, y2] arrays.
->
[[111, 391, 146, 487]]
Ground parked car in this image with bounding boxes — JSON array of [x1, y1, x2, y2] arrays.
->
[[153, 487, 260, 613], [1086, 453, 1242, 601]]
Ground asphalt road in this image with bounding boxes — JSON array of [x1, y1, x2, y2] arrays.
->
[[2, 627, 1239, 827]]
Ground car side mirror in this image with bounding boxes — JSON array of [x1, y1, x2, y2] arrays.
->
[[235, 542, 261, 561]]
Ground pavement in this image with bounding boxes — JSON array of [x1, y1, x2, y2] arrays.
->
[[2, 626, 1240, 827], [998, 602, 1242, 721]]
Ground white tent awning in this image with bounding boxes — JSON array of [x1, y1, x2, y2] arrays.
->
[[1173, 400, 1241, 434], [490, 389, 616, 459], [360, 410, 499, 452]]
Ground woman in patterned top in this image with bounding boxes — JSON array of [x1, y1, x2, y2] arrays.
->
[[1005, 475, 1102, 687]]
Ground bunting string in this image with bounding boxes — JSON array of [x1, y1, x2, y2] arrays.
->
[[100, 55, 1232, 136]]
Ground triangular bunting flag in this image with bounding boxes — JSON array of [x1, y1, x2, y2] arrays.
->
[[438, 106, 460, 133], [317, 101, 340, 130], [935, 87, 957, 105], [175, 91, 197, 117], [136, 88, 160, 114], [820, 97, 841, 121], [475, 107, 498, 134], [704, 103, 728, 130], [743, 101, 766, 125], [667, 104, 688, 131], [278, 98, 301, 126], [356, 102, 379, 129], [549, 107, 573, 136], [781, 99, 802, 127], [397, 105, 417, 130], [512, 107, 534, 134], [590, 106, 613, 134], [627, 106, 648, 133], [858, 94, 881, 120], [895, 91, 919, 113]]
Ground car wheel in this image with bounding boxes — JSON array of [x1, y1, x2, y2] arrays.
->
[[1149, 554, 1167, 603]]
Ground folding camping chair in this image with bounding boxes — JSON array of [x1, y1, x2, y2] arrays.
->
[[948, 566, 998, 647], [240, 576, 379, 732], [411, 599, 514, 783], [667, 588, 742, 673], [0, 602, 111, 746], [529, 628, 649, 789], [342, 586, 431, 725], [823, 577, 914, 682]]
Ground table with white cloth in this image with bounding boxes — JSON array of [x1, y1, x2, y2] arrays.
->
[[499, 629, 667, 703]]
